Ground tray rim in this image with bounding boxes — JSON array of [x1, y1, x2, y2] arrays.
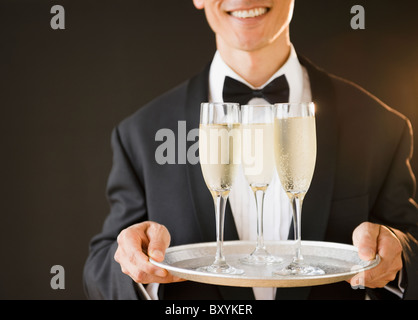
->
[[150, 240, 380, 288]]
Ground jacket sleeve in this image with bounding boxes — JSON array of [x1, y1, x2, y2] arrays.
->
[[370, 118, 418, 300], [83, 126, 147, 299]]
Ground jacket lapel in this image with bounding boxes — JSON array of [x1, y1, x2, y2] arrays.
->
[[298, 55, 338, 242]]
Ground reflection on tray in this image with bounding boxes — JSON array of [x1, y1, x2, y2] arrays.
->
[[150, 240, 380, 288]]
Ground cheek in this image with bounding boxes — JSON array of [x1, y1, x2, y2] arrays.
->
[[204, 5, 227, 36], [267, 1, 294, 32]]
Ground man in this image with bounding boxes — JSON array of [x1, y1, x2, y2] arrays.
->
[[83, 0, 418, 299]]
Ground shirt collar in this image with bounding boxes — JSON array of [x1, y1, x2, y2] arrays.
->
[[208, 44, 306, 104]]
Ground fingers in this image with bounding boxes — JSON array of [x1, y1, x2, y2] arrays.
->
[[349, 223, 403, 288], [145, 222, 171, 262], [114, 222, 185, 284], [352, 222, 380, 261]]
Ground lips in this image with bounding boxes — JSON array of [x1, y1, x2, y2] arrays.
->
[[228, 7, 269, 19]]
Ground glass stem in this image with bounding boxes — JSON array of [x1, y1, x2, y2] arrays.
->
[[212, 191, 228, 266], [291, 193, 305, 263], [253, 187, 267, 251]]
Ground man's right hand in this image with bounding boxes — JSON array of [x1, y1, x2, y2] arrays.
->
[[114, 221, 184, 284]]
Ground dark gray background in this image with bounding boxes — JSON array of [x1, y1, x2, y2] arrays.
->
[[1, 0, 417, 299]]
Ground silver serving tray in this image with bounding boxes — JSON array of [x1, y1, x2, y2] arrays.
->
[[150, 240, 380, 287]]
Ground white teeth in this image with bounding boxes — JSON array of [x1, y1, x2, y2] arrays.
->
[[230, 7, 268, 19]]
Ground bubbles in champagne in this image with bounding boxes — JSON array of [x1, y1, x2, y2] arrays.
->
[[274, 117, 316, 195]]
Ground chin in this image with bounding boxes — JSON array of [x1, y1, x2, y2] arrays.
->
[[233, 34, 271, 52]]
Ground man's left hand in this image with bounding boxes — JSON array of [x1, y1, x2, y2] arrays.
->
[[349, 222, 403, 288]]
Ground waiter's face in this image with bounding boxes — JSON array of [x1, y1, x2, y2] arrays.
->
[[193, 0, 294, 52]]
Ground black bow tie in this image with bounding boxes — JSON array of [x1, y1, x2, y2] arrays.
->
[[222, 75, 290, 105]]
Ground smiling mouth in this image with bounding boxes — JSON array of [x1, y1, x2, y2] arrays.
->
[[228, 7, 269, 19]]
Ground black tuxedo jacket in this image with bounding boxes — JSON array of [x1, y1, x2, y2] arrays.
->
[[83, 56, 418, 300]]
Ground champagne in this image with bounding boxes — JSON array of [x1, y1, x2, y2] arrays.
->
[[197, 103, 244, 275], [274, 117, 316, 196], [199, 123, 241, 192], [242, 123, 275, 187], [272, 103, 324, 276]]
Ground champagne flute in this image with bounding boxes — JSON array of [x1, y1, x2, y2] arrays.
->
[[198, 102, 244, 274], [240, 104, 282, 265], [273, 102, 324, 276]]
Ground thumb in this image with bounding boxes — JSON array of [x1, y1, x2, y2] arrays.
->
[[145, 222, 171, 262], [352, 222, 380, 261]]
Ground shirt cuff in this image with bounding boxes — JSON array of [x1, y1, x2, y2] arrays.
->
[[384, 269, 405, 299], [137, 283, 160, 300]]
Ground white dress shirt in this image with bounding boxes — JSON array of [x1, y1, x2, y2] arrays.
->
[[208, 45, 312, 300]]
